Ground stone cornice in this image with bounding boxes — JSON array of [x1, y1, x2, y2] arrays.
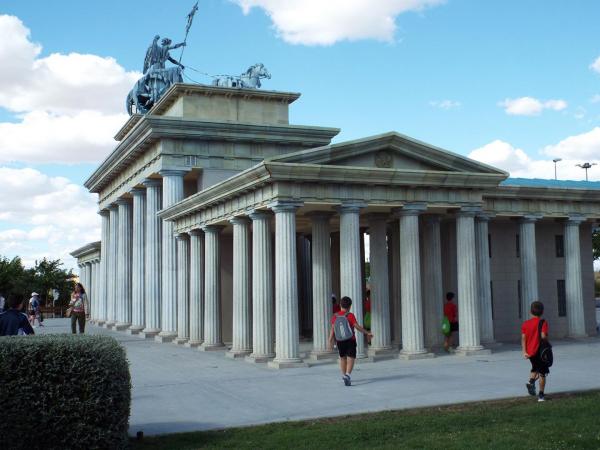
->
[[84, 116, 339, 193], [485, 185, 600, 202], [70, 241, 101, 259]]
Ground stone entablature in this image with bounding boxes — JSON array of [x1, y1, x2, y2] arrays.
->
[[70, 241, 101, 264]]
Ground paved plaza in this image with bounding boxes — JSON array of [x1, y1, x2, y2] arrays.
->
[[39, 318, 600, 436]]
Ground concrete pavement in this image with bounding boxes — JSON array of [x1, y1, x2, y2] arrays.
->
[[38, 319, 600, 436]]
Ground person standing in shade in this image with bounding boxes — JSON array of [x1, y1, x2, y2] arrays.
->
[[0, 294, 35, 336], [69, 283, 89, 334], [443, 292, 458, 352]]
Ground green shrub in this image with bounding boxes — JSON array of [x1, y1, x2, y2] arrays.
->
[[0, 334, 131, 450]]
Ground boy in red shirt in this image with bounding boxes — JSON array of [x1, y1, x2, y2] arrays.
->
[[522, 301, 549, 402], [328, 296, 373, 386], [443, 292, 458, 352]]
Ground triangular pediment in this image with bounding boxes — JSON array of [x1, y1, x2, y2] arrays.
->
[[268, 132, 507, 175]]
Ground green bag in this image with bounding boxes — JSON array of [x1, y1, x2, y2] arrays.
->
[[364, 311, 371, 330], [441, 316, 451, 336]]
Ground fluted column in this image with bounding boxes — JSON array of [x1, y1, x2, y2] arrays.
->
[[129, 188, 146, 333], [92, 260, 99, 321], [106, 204, 119, 327], [175, 233, 190, 344], [565, 216, 587, 337], [141, 179, 162, 338], [157, 169, 186, 342], [200, 225, 225, 350], [98, 210, 110, 325], [187, 230, 204, 347], [115, 198, 132, 330], [367, 213, 393, 355], [337, 202, 366, 359], [390, 220, 401, 346], [475, 213, 495, 344], [519, 215, 540, 319], [228, 217, 252, 357], [397, 203, 431, 358], [297, 234, 313, 337], [269, 201, 304, 368], [456, 206, 487, 355], [422, 215, 444, 349], [247, 211, 275, 363], [330, 232, 341, 301], [308, 212, 335, 359]]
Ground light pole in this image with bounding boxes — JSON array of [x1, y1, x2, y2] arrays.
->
[[552, 158, 562, 180], [576, 162, 597, 181]]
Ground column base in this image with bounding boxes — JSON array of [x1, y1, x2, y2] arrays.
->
[[245, 353, 275, 363], [139, 329, 160, 339], [184, 340, 203, 348], [128, 325, 144, 335], [226, 349, 252, 359], [95, 320, 106, 326], [308, 350, 338, 361], [399, 350, 435, 360], [368, 347, 398, 362], [199, 342, 226, 351], [268, 359, 308, 369], [173, 337, 189, 345], [455, 346, 491, 356], [155, 332, 177, 343], [104, 321, 116, 329], [114, 322, 131, 331]]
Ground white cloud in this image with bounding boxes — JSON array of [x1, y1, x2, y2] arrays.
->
[[590, 55, 600, 74], [469, 130, 600, 181], [429, 99, 461, 110], [499, 97, 568, 116], [0, 167, 100, 269], [233, 0, 444, 45]]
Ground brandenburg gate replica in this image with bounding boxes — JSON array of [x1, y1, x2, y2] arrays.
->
[[72, 34, 600, 368]]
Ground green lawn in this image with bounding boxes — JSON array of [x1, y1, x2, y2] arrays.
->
[[132, 390, 600, 450]]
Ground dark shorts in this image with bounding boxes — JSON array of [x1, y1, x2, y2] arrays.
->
[[450, 322, 459, 332], [28, 310, 35, 316], [530, 352, 550, 376], [336, 339, 357, 359]]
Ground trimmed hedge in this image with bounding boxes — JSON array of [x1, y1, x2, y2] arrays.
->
[[0, 334, 131, 450]]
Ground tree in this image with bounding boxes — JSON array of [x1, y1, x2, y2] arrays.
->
[[27, 258, 76, 307], [0, 256, 29, 298], [593, 227, 599, 261]]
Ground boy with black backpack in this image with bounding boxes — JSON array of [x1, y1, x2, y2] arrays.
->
[[521, 301, 552, 402], [328, 296, 373, 386]]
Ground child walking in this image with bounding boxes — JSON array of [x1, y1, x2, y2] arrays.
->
[[328, 296, 373, 386], [521, 301, 550, 402]]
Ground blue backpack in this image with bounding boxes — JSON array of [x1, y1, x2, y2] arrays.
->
[[333, 313, 354, 341]]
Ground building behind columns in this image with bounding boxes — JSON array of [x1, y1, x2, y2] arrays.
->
[[73, 84, 600, 364]]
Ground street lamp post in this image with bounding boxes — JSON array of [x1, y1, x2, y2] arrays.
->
[[576, 162, 597, 181], [552, 158, 562, 180]]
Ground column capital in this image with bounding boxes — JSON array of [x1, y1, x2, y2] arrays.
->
[[566, 214, 586, 224], [107, 203, 119, 211], [142, 178, 162, 188], [115, 197, 131, 206], [334, 201, 367, 213], [248, 209, 273, 220], [158, 169, 188, 178], [189, 228, 203, 236], [175, 232, 190, 241], [130, 187, 146, 196], [269, 200, 303, 213], [393, 202, 427, 217], [305, 211, 335, 221], [476, 211, 496, 222], [229, 216, 251, 225], [518, 213, 542, 223], [456, 204, 482, 217], [98, 209, 110, 216], [201, 224, 225, 233]]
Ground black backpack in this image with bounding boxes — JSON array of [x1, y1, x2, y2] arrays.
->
[[538, 319, 553, 367]]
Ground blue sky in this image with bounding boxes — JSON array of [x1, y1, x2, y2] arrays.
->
[[1, 0, 599, 269]]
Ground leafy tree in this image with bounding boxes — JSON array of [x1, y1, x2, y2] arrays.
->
[[0, 256, 28, 297]]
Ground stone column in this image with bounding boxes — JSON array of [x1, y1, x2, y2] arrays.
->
[[565, 216, 587, 337], [367, 213, 393, 356], [92, 260, 99, 321], [422, 215, 444, 350], [175, 233, 190, 344], [307, 212, 335, 360], [115, 198, 132, 330], [397, 204, 431, 359], [227, 217, 252, 358], [106, 204, 119, 327], [141, 179, 162, 338], [94, 260, 101, 321], [200, 225, 226, 350], [297, 234, 313, 337], [519, 215, 540, 319], [187, 229, 204, 347], [330, 232, 341, 301], [247, 211, 275, 363], [475, 213, 495, 344], [390, 220, 401, 346], [269, 200, 305, 368], [157, 170, 186, 342], [97, 210, 110, 325], [456, 207, 488, 355], [337, 202, 366, 359], [129, 188, 146, 334]]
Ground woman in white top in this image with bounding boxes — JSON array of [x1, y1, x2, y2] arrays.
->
[[69, 283, 89, 334]]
